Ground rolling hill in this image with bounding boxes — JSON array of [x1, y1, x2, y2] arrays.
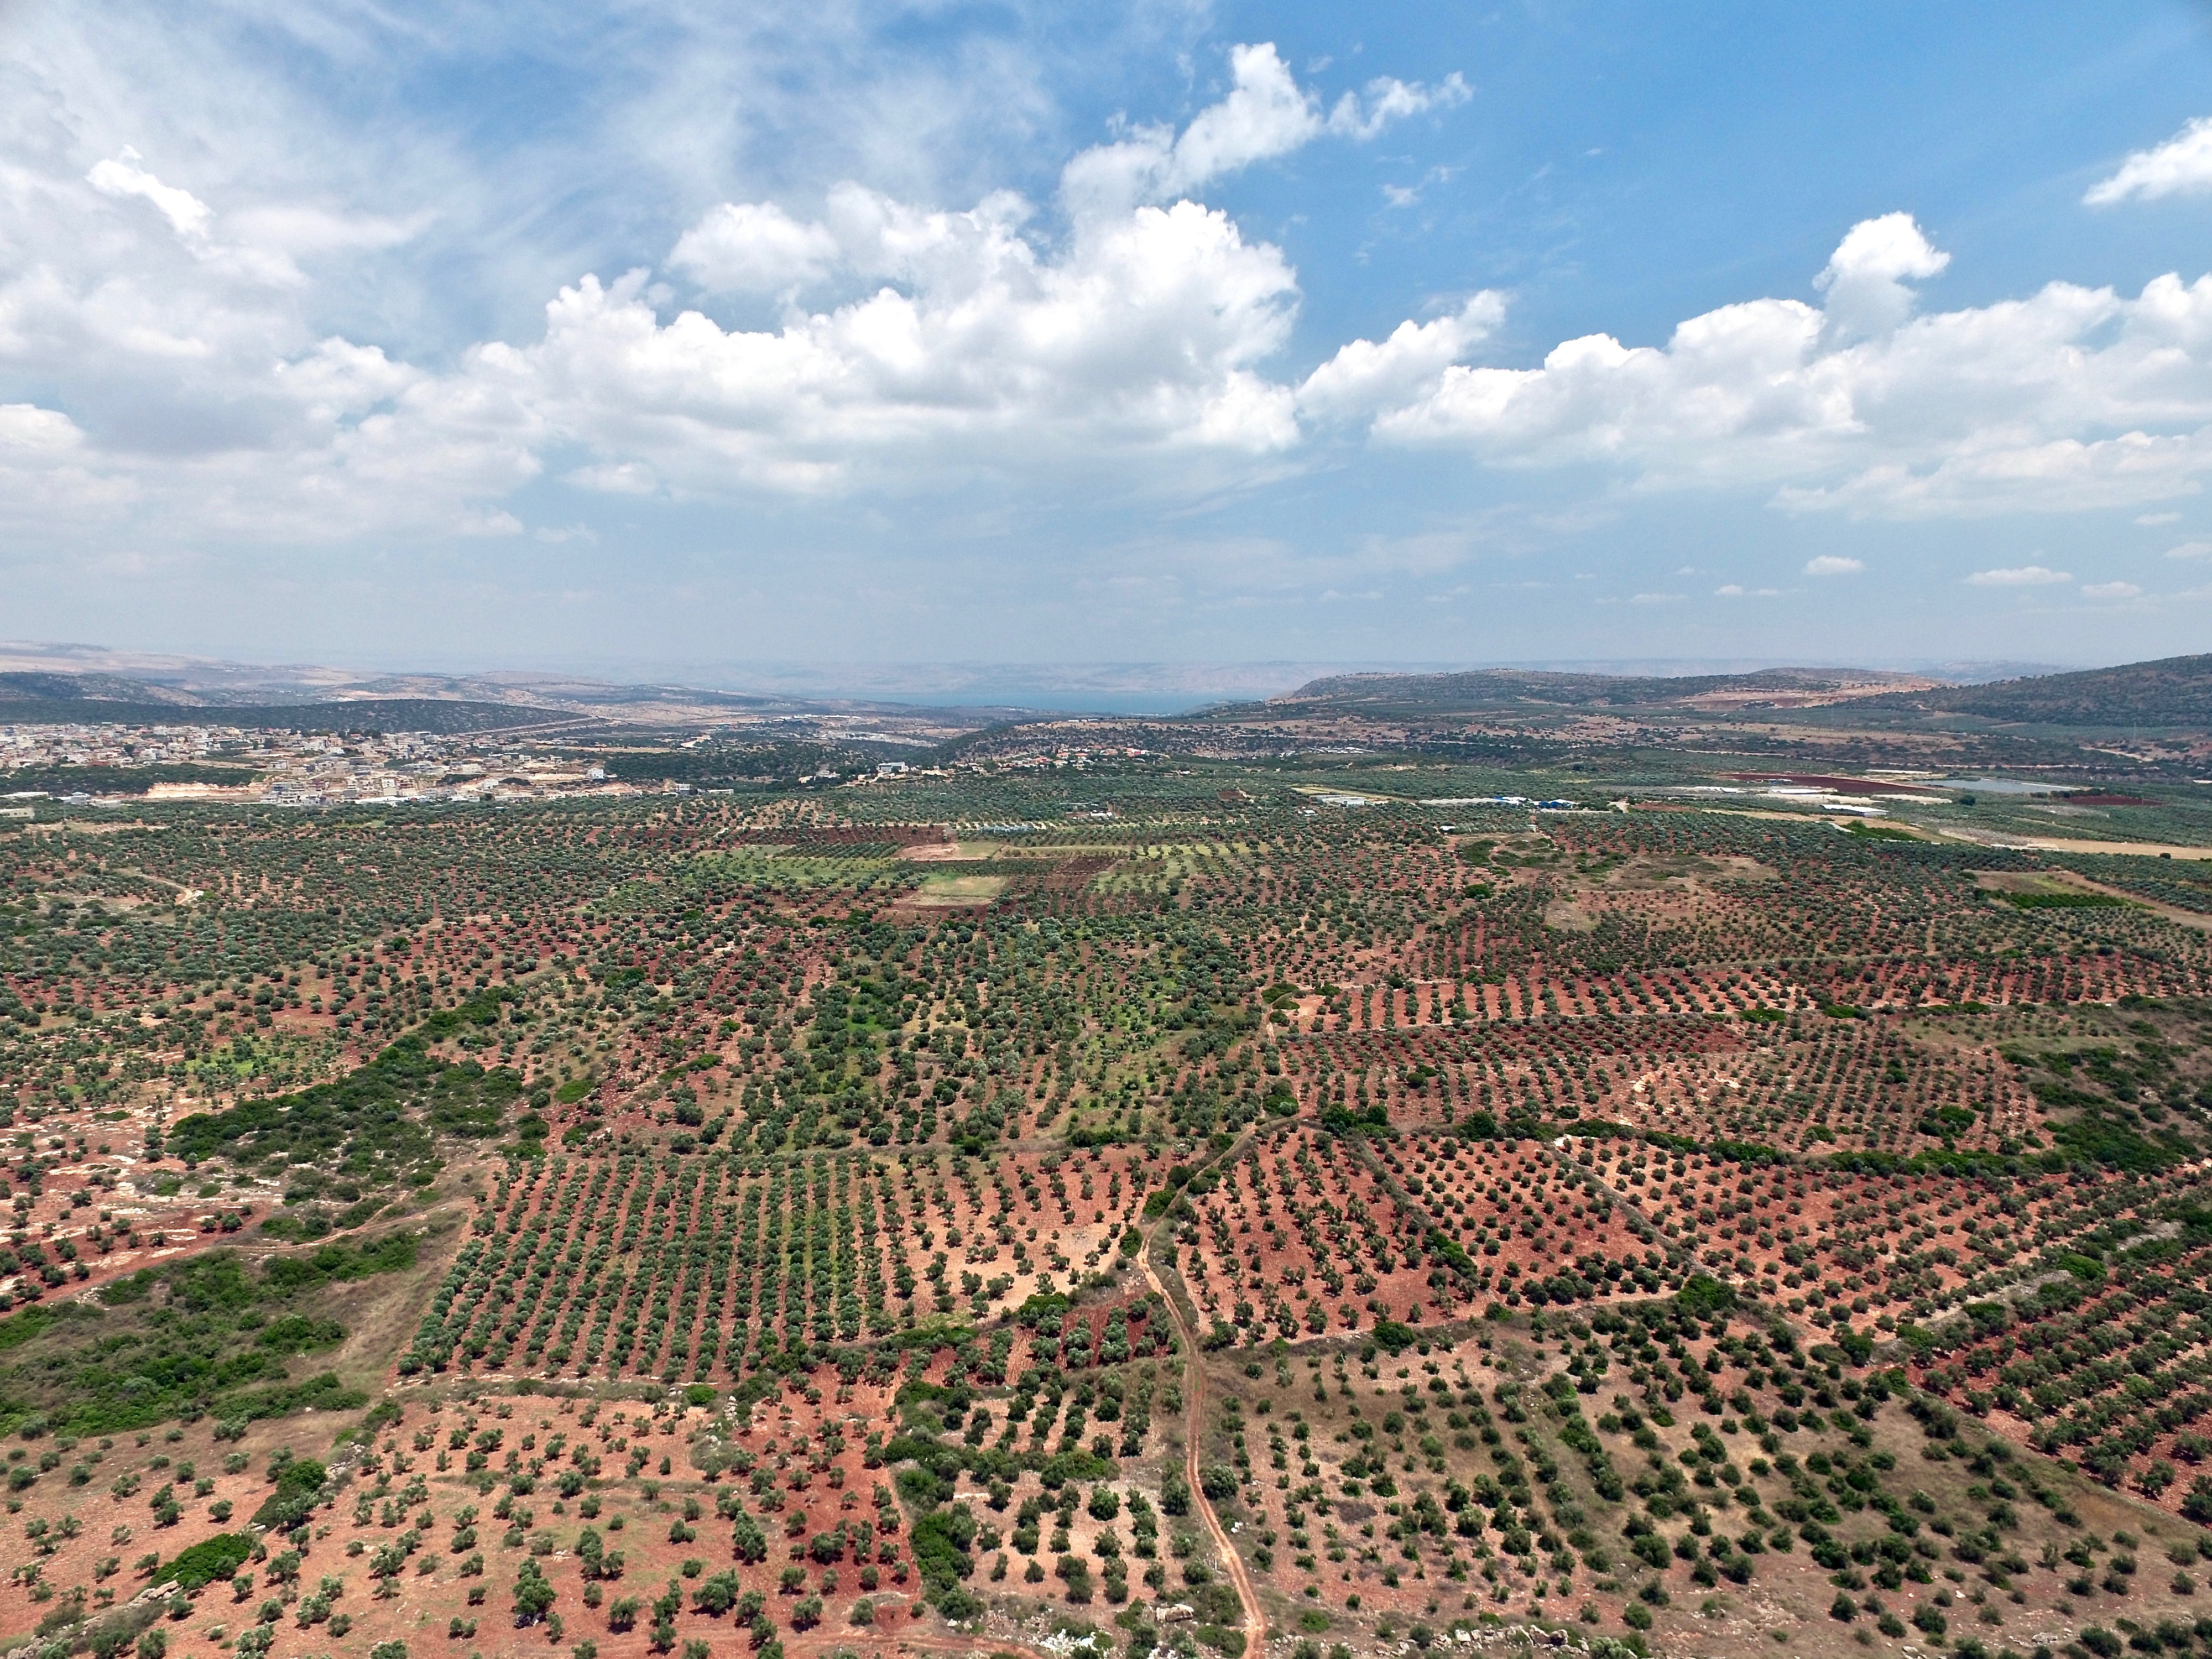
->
[[1212, 655, 2212, 733], [0, 693, 579, 734], [1852, 653, 2212, 727], [1226, 665, 1929, 718]]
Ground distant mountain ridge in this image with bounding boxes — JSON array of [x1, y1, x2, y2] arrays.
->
[[1247, 654, 2212, 730], [0, 653, 968, 729], [0, 646, 1213, 724], [0, 693, 578, 734], [0, 670, 208, 706], [6, 646, 2205, 735], [1851, 653, 2212, 727], [1253, 665, 1932, 715], [0, 668, 584, 733]]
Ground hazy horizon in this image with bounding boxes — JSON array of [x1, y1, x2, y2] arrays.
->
[[0, 639, 2103, 719]]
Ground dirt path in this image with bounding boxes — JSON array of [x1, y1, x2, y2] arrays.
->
[[899, 1632, 1063, 1659], [1139, 1136, 1268, 1659], [1938, 830, 2212, 859]]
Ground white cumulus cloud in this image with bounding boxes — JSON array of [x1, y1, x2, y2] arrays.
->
[[0, 403, 88, 453], [7, 53, 1389, 531], [1368, 213, 2212, 520], [668, 201, 841, 294], [617, 45, 1478, 488], [1814, 211, 1950, 340], [2085, 117, 2212, 205], [1965, 564, 2070, 586], [529, 191, 1303, 494], [2080, 581, 2142, 599], [1297, 295, 1505, 424], [0, 14, 1494, 565], [0, 403, 136, 519], [32, 44, 2212, 570]]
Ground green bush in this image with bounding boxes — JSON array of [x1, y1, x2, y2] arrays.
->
[[912, 1505, 978, 1609], [153, 1534, 252, 1591], [251, 1458, 328, 1532], [1370, 1321, 1417, 1355]]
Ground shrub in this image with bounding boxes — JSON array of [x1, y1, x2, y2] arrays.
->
[[153, 1534, 252, 1592], [250, 1458, 327, 1532]]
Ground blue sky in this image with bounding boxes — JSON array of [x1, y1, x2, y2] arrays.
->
[[6, 1, 2212, 677]]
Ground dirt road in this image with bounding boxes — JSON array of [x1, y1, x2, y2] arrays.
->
[[1938, 830, 2212, 859], [1139, 1138, 1267, 1659]]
